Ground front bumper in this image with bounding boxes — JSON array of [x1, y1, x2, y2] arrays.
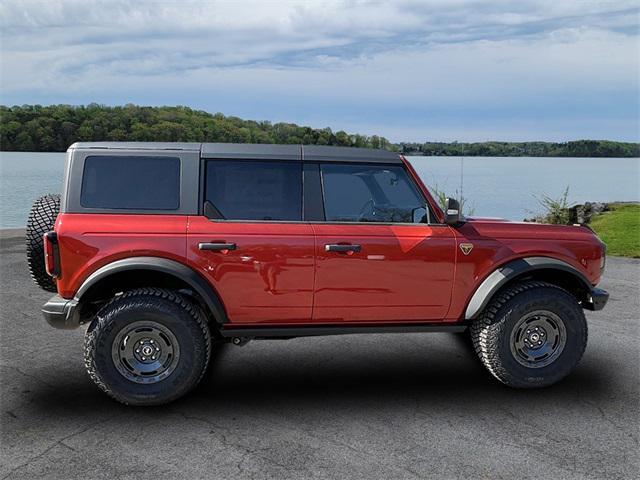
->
[[584, 287, 609, 311], [42, 295, 80, 329]]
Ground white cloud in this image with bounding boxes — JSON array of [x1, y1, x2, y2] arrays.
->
[[0, 0, 638, 141]]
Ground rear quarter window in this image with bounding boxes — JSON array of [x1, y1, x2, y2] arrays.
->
[[81, 156, 180, 210]]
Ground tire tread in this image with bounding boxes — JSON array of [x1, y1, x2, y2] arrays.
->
[[470, 280, 588, 387], [84, 287, 212, 405], [26, 194, 60, 292]]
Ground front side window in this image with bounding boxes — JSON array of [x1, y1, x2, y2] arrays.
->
[[321, 163, 427, 223], [81, 155, 180, 210], [205, 160, 302, 221]]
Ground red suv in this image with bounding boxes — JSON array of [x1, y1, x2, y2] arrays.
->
[[26, 142, 608, 405]]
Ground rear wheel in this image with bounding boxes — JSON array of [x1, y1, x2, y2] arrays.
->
[[84, 288, 211, 405], [470, 281, 587, 388], [26, 193, 60, 292]]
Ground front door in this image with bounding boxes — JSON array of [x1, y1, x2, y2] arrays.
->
[[188, 159, 315, 325], [312, 162, 456, 323]]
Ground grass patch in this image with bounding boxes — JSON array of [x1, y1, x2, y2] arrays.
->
[[590, 203, 640, 258]]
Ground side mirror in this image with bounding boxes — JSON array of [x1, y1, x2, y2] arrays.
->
[[445, 197, 462, 225]]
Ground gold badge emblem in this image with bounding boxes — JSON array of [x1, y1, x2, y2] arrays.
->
[[459, 243, 474, 255]]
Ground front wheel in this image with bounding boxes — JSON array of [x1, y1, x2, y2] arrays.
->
[[470, 281, 588, 388], [84, 288, 211, 405]]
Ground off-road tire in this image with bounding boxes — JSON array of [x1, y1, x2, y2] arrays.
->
[[470, 281, 587, 388], [84, 288, 211, 406], [26, 194, 61, 292]]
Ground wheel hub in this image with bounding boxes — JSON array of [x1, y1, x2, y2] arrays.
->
[[133, 338, 161, 362], [510, 310, 566, 368], [112, 321, 180, 384], [523, 326, 546, 349]]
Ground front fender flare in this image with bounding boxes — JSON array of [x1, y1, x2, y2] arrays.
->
[[464, 256, 591, 320], [75, 256, 228, 323]]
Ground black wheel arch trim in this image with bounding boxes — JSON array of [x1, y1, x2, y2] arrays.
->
[[75, 256, 228, 324], [464, 256, 594, 320]]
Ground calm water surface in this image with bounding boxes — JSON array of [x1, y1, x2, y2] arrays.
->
[[0, 151, 638, 228]]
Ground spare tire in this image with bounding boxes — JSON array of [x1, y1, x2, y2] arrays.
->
[[26, 194, 61, 292]]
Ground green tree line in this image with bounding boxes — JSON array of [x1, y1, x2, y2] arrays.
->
[[1, 104, 638, 157], [0, 104, 392, 152], [399, 140, 640, 157]]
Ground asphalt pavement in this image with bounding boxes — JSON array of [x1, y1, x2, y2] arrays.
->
[[1, 229, 638, 479]]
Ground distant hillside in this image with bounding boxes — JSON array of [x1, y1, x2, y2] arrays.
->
[[1, 104, 638, 157], [398, 140, 640, 158], [0, 104, 392, 153]]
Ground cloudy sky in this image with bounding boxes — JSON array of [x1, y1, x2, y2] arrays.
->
[[1, 0, 638, 142]]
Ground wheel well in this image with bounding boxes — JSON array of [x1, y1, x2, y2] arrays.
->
[[498, 268, 590, 305], [465, 256, 596, 320], [77, 269, 219, 325]]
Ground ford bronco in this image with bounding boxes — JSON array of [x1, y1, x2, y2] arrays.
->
[[26, 142, 608, 405]]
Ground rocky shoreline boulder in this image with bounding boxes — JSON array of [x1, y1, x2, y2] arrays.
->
[[568, 202, 608, 224], [524, 201, 638, 225]]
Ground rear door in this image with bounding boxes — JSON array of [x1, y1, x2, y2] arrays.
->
[[312, 162, 456, 322], [187, 158, 315, 325]]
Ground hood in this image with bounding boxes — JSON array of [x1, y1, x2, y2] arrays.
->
[[460, 216, 599, 242], [464, 216, 511, 223]]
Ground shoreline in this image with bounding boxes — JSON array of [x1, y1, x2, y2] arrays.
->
[[0, 228, 25, 239]]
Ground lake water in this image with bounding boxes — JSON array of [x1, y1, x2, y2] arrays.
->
[[0, 151, 638, 228]]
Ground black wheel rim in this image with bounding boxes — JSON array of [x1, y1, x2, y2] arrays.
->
[[111, 321, 180, 384], [510, 310, 567, 368]]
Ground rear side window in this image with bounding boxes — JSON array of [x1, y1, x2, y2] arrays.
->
[[81, 156, 180, 210], [205, 160, 302, 221], [321, 163, 426, 223]]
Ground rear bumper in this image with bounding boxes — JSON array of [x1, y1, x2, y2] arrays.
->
[[584, 287, 609, 311], [42, 295, 80, 329]]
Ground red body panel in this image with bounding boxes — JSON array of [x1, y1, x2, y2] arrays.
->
[[186, 216, 315, 324], [312, 223, 456, 322], [445, 219, 604, 320], [54, 214, 188, 299]]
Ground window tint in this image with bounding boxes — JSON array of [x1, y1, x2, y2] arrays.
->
[[321, 164, 426, 223], [81, 156, 180, 210], [205, 160, 302, 221]]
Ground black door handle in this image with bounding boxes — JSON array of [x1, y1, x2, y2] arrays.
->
[[325, 244, 362, 253], [199, 242, 237, 251]]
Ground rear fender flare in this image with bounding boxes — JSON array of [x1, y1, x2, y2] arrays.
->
[[464, 256, 591, 320], [75, 256, 228, 324]]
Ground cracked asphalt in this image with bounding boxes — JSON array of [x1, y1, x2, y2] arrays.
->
[[1, 229, 638, 479]]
